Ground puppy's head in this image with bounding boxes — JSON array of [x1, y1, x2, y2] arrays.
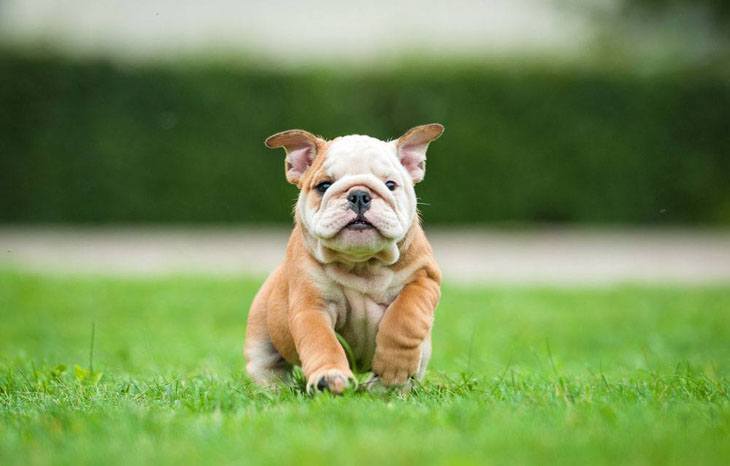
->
[[265, 124, 443, 265]]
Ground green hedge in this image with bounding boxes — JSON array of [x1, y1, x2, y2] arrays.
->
[[1, 51, 729, 224]]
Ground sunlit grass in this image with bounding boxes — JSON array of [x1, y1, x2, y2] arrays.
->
[[1, 270, 729, 465]]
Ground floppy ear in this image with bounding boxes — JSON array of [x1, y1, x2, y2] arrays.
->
[[265, 129, 324, 185], [395, 123, 444, 183]]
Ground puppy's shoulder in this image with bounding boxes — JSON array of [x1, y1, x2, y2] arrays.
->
[[281, 223, 328, 288], [393, 223, 441, 284]]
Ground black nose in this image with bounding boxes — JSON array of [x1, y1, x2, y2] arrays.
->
[[347, 190, 371, 213]]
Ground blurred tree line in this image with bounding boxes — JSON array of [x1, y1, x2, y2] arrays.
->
[[1, 49, 729, 225], [624, 0, 730, 27]]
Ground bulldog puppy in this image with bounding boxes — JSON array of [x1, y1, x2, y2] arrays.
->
[[244, 124, 443, 393]]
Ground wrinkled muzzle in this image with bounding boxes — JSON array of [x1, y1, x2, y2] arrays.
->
[[306, 174, 410, 241]]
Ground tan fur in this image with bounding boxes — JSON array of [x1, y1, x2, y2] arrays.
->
[[244, 126, 442, 393]]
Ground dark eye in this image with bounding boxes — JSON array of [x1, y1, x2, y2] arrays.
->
[[385, 180, 397, 191], [316, 181, 332, 194]]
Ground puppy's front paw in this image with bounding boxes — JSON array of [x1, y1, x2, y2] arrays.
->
[[306, 367, 354, 395], [371, 348, 420, 387], [361, 374, 412, 394]]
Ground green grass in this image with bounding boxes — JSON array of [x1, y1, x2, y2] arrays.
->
[[1, 270, 729, 465]]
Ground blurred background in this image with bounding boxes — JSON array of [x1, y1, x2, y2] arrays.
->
[[1, 0, 729, 282]]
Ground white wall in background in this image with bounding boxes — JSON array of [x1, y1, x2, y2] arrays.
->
[[0, 0, 595, 63]]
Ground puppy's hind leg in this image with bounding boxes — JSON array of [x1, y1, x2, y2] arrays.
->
[[244, 294, 290, 387], [244, 336, 290, 386]]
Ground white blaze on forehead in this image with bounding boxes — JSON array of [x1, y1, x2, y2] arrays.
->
[[324, 135, 406, 180]]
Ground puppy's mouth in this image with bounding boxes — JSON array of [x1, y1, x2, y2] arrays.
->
[[345, 215, 375, 231]]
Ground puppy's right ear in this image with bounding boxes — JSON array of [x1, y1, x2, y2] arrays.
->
[[265, 129, 324, 185]]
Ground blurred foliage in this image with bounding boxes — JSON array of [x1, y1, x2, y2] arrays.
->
[[1, 50, 729, 225], [623, 0, 730, 26]]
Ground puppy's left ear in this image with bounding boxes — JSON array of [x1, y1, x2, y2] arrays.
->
[[395, 123, 444, 183], [265, 129, 325, 186]]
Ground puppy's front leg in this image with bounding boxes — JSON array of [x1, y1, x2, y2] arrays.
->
[[372, 267, 440, 386], [289, 297, 353, 394]]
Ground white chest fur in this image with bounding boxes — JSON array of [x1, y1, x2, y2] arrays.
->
[[316, 263, 405, 370], [335, 288, 388, 370]]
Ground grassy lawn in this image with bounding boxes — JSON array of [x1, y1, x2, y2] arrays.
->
[[1, 270, 729, 465]]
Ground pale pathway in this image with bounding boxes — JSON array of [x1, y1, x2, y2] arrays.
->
[[1, 227, 730, 285]]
